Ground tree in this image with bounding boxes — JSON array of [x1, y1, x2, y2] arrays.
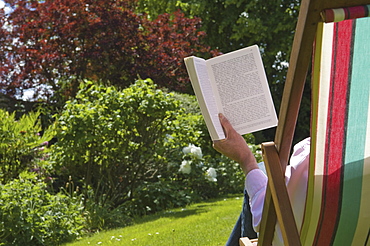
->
[[0, 0, 217, 102], [138, 0, 310, 144], [139, 0, 300, 101]]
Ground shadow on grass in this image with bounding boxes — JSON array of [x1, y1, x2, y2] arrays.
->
[[130, 194, 242, 226]]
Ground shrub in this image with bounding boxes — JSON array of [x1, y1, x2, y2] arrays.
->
[[125, 180, 192, 216], [0, 109, 55, 184], [50, 79, 201, 210], [0, 172, 84, 246], [81, 185, 134, 233], [50, 79, 264, 229], [171, 92, 262, 196]]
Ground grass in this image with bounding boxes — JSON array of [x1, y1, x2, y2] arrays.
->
[[64, 194, 244, 246]]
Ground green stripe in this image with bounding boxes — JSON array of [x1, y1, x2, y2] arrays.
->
[[333, 17, 370, 245]]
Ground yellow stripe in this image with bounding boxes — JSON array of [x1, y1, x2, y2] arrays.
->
[[333, 8, 346, 22]]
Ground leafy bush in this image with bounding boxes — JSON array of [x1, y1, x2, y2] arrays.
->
[[49, 79, 263, 230], [0, 109, 55, 184], [125, 180, 192, 216], [129, 140, 260, 216], [80, 185, 134, 233], [0, 172, 84, 246], [172, 92, 262, 197], [51, 79, 201, 210]]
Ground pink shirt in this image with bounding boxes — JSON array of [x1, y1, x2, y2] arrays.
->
[[245, 137, 310, 246]]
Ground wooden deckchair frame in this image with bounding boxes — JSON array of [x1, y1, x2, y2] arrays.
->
[[241, 0, 370, 245]]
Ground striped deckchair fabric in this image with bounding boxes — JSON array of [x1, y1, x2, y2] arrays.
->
[[301, 16, 370, 246], [240, 2, 370, 246], [322, 5, 370, 23]]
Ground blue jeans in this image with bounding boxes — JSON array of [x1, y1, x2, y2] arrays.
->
[[225, 189, 257, 246], [226, 162, 265, 245]]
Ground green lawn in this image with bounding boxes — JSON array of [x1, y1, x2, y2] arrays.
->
[[64, 194, 243, 246]]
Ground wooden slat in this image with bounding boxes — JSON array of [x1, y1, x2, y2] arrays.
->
[[320, 0, 370, 9], [239, 237, 256, 246], [258, 1, 316, 242], [275, 0, 318, 164], [261, 142, 301, 246]]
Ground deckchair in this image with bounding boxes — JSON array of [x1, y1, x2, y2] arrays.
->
[[240, 0, 370, 245]]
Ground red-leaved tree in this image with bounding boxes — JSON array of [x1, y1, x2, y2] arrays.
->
[[0, 0, 217, 101]]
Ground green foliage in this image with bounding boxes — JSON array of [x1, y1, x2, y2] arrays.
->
[[47, 80, 264, 233], [0, 109, 55, 184], [138, 0, 299, 80], [0, 172, 84, 246], [126, 180, 192, 216], [170, 92, 261, 196], [82, 186, 133, 233], [171, 92, 202, 115], [51, 79, 200, 211], [137, 0, 312, 143]]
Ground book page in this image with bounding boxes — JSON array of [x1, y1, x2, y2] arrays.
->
[[206, 45, 278, 135], [185, 57, 225, 140]]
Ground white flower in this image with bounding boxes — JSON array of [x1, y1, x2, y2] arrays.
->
[[182, 144, 203, 159], [179, 160, 192, 174], [206, 167, 217, 182]]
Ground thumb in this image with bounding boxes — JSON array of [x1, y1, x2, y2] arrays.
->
[[219, 113, 232, 138]]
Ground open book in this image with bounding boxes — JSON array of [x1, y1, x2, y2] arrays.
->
[[184, 45, 278, 140]]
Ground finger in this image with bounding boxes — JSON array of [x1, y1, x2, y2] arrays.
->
[[212, 137, 226, 151], [213, 138, 227, 144]]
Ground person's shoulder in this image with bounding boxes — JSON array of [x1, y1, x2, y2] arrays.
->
[[293, 137, 310, 152], [290, 137, 310, 165]]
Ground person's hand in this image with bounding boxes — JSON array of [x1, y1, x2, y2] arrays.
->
[[213, 113, 258, 175]]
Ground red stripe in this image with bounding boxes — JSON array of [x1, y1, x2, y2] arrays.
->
[[348, 6, 367, 20], [325, 9, 335, 22], [314, 20, 353, 246]]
